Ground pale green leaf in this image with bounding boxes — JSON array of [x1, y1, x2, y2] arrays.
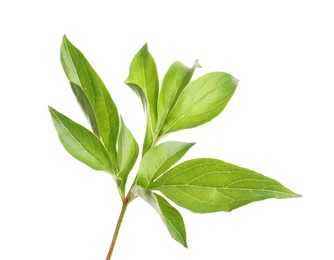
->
[[49, 106, 113, 173], [117, 117, 139, 193], [137, 141, 195, 188], [60, 35, 119, 168], [133, 186, 187, 247], [159, 72, 238, 136], [157, 60, 200, 132], [150, 158, 301, 213]]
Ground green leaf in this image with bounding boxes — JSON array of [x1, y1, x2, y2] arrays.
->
[[49, 106, 113, 173], [70, 83, 99, 136], [124, 44, 159, 153], [60, 35, 119, 169], [137, 141, 195, 188], [142, 123, 155, 155], [157, 60, 200, 132], [149, 158, 301, 213], [159, 72, 238, 136], [134, 186, 187, 247], [117, 117, 139, 193], [124, 44, 159, 127]]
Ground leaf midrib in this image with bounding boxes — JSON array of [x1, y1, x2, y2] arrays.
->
[[146, 146, 192, 187], [155, 184, 294, 197], [51, 109, 110, 171], [66, 40, 112, 148], [156, 65, 192, 136], [161, 76, 235, 135]]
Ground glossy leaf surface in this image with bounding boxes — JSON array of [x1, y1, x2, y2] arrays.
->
[[160, 72, 238, 136], [49, 106, 113, 173], [134, 186, 187, 247], [157, 60, 200, 131], [117, 118, 139, 193], [60, 35, 119, 167], [150, 158, 300, 213], [137, 141, 195, 188]]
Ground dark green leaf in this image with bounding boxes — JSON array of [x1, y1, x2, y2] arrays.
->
[[150, 158, 301, 213], [49, 106, 113, 173], [159, 72, 238, 136], [134, 186, 187, 247], [117, 117, 139, 193], [157, 60, 200, 132], [60, 35, 119, 169], [137, 141, 195, 188]]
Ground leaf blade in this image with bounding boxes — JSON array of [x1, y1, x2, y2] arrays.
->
[[157, 60, 200, 131], [160, 72, 238, 136], [124, 44, 159, 153], [117, 117, 139, 193], [48, 106, 113, 173], [124, 44, 159, 127], [137, 141, 195, 188], [150, 158, 300, 213], [134, 187, 187, 247], [142, 120, 155, 155], [60, 35, 119, 167], [70, 83, 99, 136]]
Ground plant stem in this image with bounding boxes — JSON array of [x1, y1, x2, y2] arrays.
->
[[105, 197, 129, 260]]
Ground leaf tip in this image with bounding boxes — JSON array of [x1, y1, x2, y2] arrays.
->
[[194, 59, 202, 69], [190, 142, 196, 147], [292, 192, 302, 198], [138, 43, 149, 53], [48, 105, 54, 113], [62, 34, 70, 45], [278, 185, 302, 199]]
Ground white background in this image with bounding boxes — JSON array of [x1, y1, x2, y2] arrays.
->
[[1, 0, 333, 259]]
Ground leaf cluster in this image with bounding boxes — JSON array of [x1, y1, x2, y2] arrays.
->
[[49, 36, 300, 248]]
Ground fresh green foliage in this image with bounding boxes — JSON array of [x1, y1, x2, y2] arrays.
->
[[137, 141, 195, 188], [49, 36, 300, 259], [159, 72, 238, 136], [134, 186, 187, 247], [149, 158, 300, 213], [49, 106, 113, 173], [124, 44, 159, 154], [117, 118, 139, 194], [156, 60, 200, 132], [61, 35, 119, 170]]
